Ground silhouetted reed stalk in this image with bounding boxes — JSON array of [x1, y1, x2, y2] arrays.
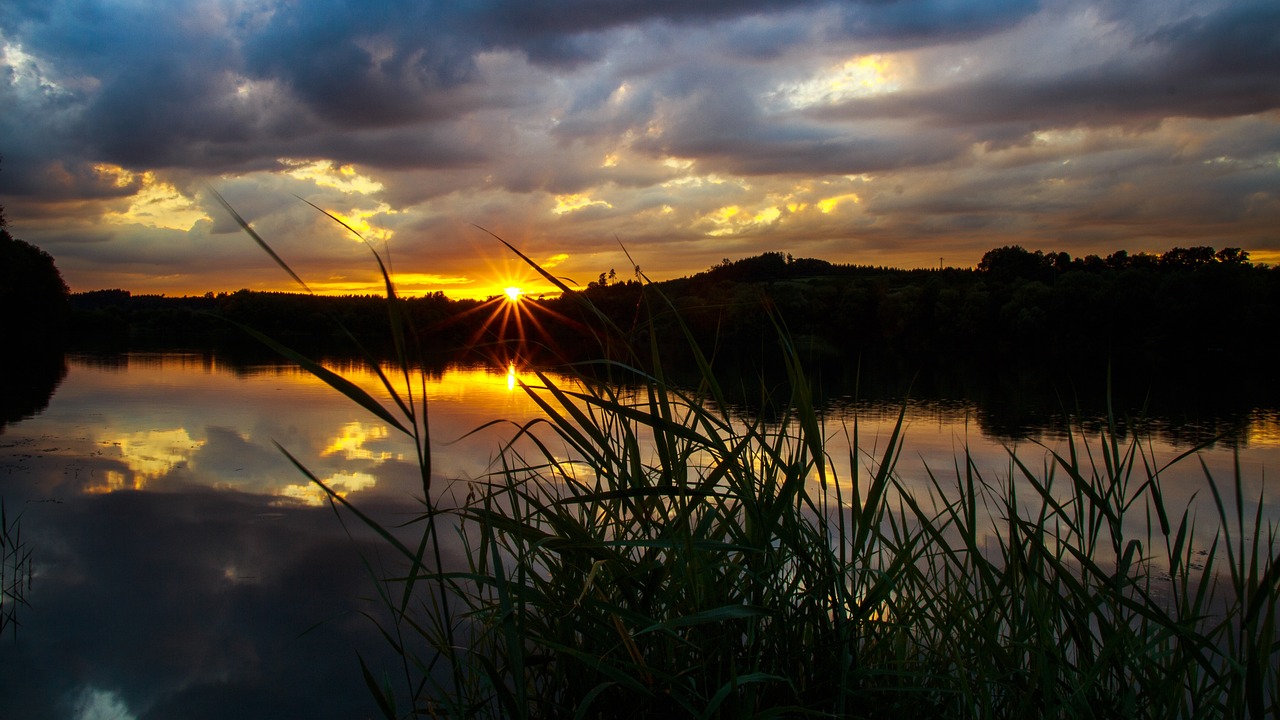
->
[[1, 499, 33, 640], [220, 196, 1279, 718]]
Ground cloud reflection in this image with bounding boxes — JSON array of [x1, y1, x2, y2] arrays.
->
[[280, 470, 380, 507], [3, 354, 552, 506], [85, 428, 204, 492], [320, 421, 397, 461]]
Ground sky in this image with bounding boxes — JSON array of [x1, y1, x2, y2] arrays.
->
[[1, 0, 1278, 299]]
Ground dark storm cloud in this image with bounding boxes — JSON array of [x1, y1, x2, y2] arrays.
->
[[474, 0, 825, 38], [88, 64, 273, 169], [833, 0, 1042, 44], [471, 0, 1037, 52], [315, 125, 488, 169], [0, 60, 103, 197], [3, 0, 513, 182], [672, 107, 964, 175], [0, 0, 1050, 184], [1152, 1, 1280, 80], [814, 1, 1280, 137], [815, 68, 1275, 140], [4, 0, 272, 171], [241, 1, 487, 128], [621, 72, 969, 176]]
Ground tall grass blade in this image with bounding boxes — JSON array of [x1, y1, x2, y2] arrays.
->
[[209, 188, 312, 292]]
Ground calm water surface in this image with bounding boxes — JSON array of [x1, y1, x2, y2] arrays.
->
[[2, 353, 1277, 718]]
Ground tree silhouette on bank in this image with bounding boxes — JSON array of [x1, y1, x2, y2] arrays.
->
[[0, 202, 71, 352], [0, 198, 72, 430]]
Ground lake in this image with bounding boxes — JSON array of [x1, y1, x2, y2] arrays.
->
[[2, 352, 1277, 718]]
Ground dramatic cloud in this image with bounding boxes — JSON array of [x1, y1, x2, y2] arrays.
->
[[1, 0, 1277, 296]]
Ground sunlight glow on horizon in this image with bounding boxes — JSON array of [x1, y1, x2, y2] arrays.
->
[[195, 277, 564, 302]]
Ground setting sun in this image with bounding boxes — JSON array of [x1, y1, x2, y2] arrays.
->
[[504, 286, 523, 302]]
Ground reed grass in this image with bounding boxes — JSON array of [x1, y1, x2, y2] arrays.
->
[[221, 197, 1280, 718], [1, 498, 33, 640]]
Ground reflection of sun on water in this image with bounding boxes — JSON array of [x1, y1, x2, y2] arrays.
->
[[1248, 411, 1280, 447]]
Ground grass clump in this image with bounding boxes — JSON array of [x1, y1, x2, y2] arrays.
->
[[220, 198, 1280, 718]]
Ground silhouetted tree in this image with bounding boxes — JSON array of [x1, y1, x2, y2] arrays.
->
[[0, 205, 71, 351], [1159, 246, 1217, 268], [1214, 247, 1249, 264], [977, 245, 1053, 282]]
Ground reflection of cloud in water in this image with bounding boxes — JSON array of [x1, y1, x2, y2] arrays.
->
[[194, 425, 300, 495], [85, 428, 203, 493], [84, 469, 138, 494], [74, 687, 138, 720], [321, 421, 398, 461], [279, 471, 379, 506]]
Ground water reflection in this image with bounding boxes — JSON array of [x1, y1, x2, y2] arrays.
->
[[85, 427, 204, 493], [1248, 410, 1280, 447], [0, 351, 67, 433], [1, 353, 1277, 719], [2, 355, 549, 504], [280, 470, 380, 506], [6, 352, 1277, 536]]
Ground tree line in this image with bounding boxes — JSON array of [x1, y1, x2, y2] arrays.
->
[[551, 245, 1279, 411], [4, 225, 1277, 409]]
